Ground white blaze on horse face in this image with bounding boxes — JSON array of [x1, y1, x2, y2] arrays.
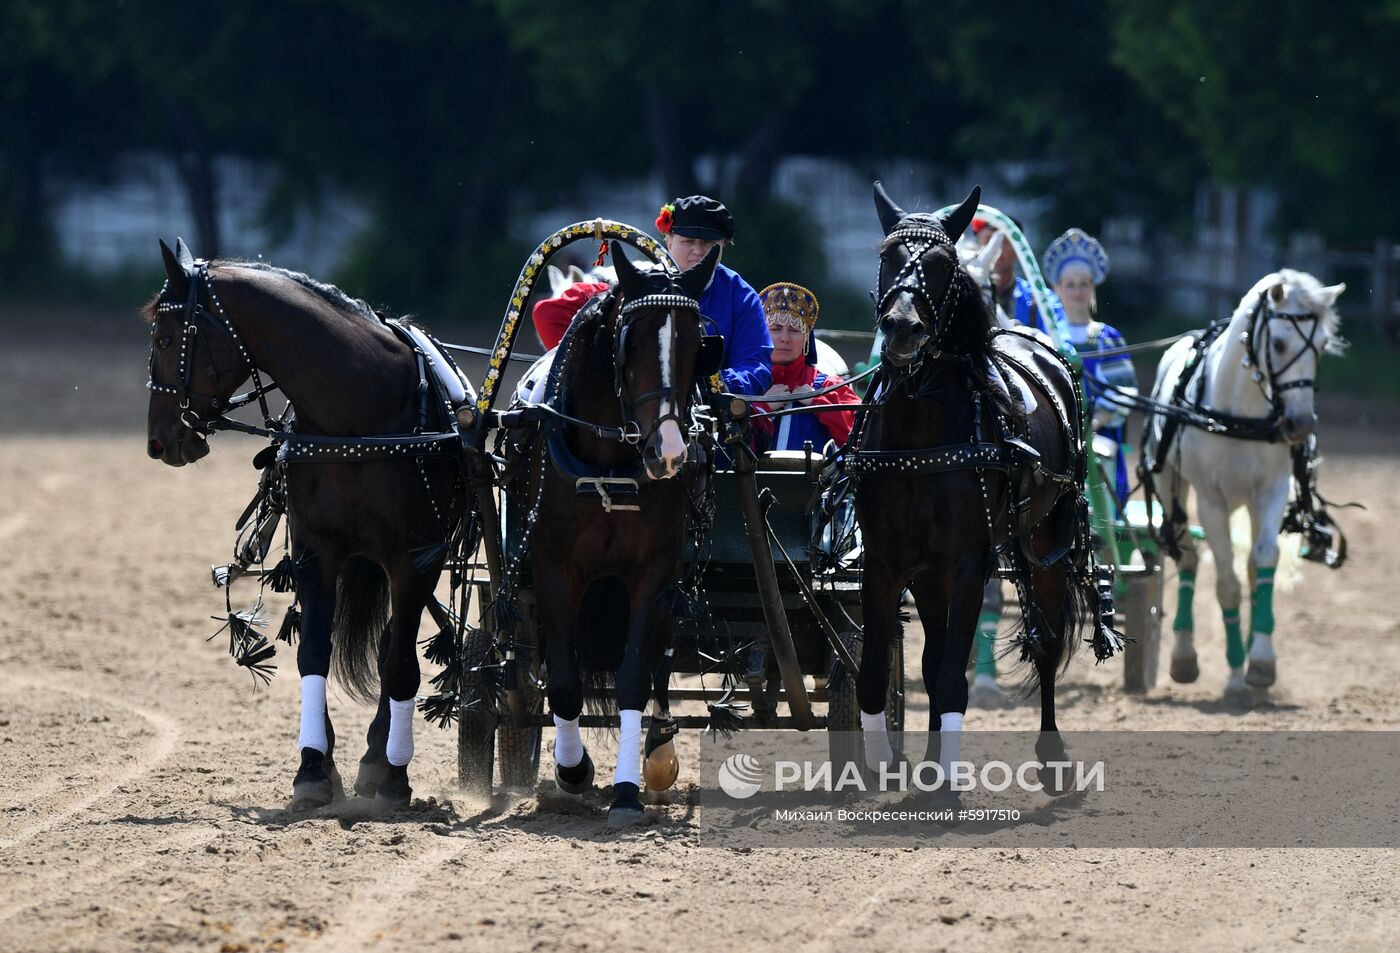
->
[[655, 312, 687, 473]]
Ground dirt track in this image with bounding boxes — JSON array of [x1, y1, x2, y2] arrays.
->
[[2, 308, 1399, 952]]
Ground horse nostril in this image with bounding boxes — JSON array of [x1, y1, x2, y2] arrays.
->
[[147, 438, 165, 459]]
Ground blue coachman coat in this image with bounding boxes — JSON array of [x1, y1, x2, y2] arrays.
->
[[700, 263, 773, 397]]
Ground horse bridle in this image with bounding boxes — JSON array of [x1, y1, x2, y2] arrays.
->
[[876, 222, 967, 361], [613, 292, 702, 447], [147, 262, 277, 434], [1240, 291, 1325, 411]]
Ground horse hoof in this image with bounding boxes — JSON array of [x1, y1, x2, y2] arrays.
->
[[1245, 658, 1276, 688], [607, 782, 646, 828], [1224, 676, 1254, 706], [969, 674, 1003, 709], [373, 764, 412, 813], [555, 751, 595, 795], [1170, 655, 1200, 683], [290, 747, 335, 811], [355, 758, 389, 799]]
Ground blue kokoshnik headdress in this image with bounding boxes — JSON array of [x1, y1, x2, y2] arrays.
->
[[1044, 228, 1110, 285]]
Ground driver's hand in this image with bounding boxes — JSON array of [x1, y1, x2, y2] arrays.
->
[[761, 384, 792, 401], [787, 386, 817, 405]]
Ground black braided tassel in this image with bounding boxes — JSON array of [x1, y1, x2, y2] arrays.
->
[[276, 604, 301, 645], [262, 554, 297, 594], [418, 691, 460, 728], [210, 597, 269, 658], [234, 632, 277, 687], [421, 625, 457, 668], [705, 698, 749, 739]]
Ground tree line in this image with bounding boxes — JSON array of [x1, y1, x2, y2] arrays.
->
[[2, 0, 1395, 315]]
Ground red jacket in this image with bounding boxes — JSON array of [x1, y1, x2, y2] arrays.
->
[[532, 281, 611, 350], [754, 359, 857, 449]]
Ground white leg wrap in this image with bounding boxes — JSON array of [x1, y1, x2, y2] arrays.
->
[[298, 675, 328, 754], [861, 709, 894, 771], [553, 714, 583, 769], [939, 712, 964, 778], [1250, 633, 1276, 661], [614, 709, 643, 788], [386, 697, 415, 767]]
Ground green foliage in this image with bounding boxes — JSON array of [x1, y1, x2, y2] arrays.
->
[[3, 0, 1399, 317]]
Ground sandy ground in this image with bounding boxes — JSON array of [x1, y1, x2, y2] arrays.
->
[[2, 306, 1399, 952]]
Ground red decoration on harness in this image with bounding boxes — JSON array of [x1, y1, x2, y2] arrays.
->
[[593, 240, 609, 268], [655, 203, 675, 234]]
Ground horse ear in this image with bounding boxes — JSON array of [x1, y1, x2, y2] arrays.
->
[[940, 185, 982, 241], [546, 264, 567, 297], [1321, 282, 1346, 305], [173, 236, 196, 271], [566, 264, 586, 283], [678, 245, 721, 300], [159, 238, 191, 297], [1269, 281, 1286, 305], [873, 180, 905, 236], [610, 241, 641, 294]]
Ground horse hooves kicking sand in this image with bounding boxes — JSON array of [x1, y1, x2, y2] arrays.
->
[[1169, 651, 1200, 683], [606, 782, 646, 827], [373, 764, 413, 813], [555, 750, 596, 795], [290, 747, 342, 811]]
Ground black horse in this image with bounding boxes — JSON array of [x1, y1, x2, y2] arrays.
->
[[500, 243, 718, 826], [144, 239, 469, 811], [850, 185, 1117, 785]]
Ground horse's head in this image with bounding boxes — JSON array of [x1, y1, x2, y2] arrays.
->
[[144, 239, 251, 466], [609, 241, 719, 480], [1246, 269, 1346, 444], [872, 183, 983, 366]]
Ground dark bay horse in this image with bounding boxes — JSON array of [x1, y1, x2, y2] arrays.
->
[[501, 243, 718, 826], [144, 239, 468, 811], [851, 185, 1117, 788]]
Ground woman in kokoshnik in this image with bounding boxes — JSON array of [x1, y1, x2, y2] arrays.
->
[[1042, 227, 1139, 508], [752, 282, 858, 453], [970, 227, 1138, 707]]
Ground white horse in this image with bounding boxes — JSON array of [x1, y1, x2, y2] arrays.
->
[[1143, 270, 1345, 701]]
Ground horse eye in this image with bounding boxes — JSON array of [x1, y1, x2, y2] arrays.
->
[[1272, 339, 1287, 355], [157, 336, 173, 349]]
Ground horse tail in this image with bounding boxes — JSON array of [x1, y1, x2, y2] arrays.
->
[[330, 555, 390, 704], [574, 575, 629, 716]]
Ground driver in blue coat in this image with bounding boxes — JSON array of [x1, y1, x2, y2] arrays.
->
[[653, 195, 772, 396], [531, 195, 773, 397]]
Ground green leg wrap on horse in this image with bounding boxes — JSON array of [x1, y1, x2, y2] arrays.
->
[[1224, 608, 1245, 668], [1251, 566, 1276, 639], [975, 612, 999, 677], [1173, 570, 1196, 632]]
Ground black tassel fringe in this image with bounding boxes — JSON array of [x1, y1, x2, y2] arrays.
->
[[276, 604, 300, 645], [421, 626, 457, 668], [419, 691, 460, 728], [263, 554, 297, 593], [234, 633, 277, 686], [705, 698, 748, 739]]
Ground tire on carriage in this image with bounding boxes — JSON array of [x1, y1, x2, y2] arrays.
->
[[448, 220, 903, 801]]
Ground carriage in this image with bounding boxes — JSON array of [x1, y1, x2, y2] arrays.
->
[[149, 196, 1122, 816], [446, 219, 904, 795]]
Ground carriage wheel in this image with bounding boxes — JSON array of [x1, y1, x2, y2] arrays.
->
[[457, 625, 496, 795], [1120, 559, 1164, 693], [498, 595, 543, 790], [827, 629, 903, 765]]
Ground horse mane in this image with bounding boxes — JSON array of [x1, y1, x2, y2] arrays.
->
[[140, 259, 384, 328]]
